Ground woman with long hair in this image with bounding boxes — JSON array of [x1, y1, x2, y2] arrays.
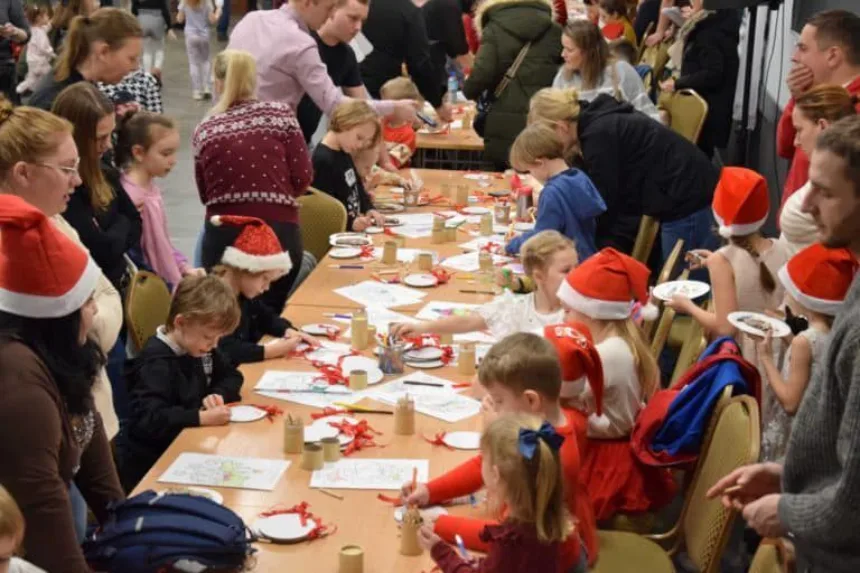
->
[[49, 0, 96, 50], [553, 20, 659, 122], [193, 49, 312, 313]]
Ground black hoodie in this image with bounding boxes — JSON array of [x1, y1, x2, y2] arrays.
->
[[577, 94, 718, 247], [217, 295, 294, 366]]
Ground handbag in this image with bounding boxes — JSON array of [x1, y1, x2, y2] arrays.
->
[[473, 42, 532, 138]]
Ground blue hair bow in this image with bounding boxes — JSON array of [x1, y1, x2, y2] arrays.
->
[[518, 422, 565, 460]]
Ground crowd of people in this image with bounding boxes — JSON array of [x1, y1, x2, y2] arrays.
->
[[0, 0, 856, 571]]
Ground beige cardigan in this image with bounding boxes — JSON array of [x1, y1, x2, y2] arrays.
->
[[51, 215, 122, 439]]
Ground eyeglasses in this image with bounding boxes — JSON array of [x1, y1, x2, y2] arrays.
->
[[37, 157, 81, 178]]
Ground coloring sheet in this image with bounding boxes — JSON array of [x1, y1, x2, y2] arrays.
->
[[158, 453, 289, 491], [372, 376, 482, 423], [254, 370, 363, 408], [458, 237, 506, 252], [334, 280, 426, 309], [310, 459, 429, 490], [369, 248, 439, 264], [367, 372, 459, 401], [441, 252, 512, 273], [415, 301, 479, 321]]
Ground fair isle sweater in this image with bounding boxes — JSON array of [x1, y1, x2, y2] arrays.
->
[[192, 99, 313, 224], [779, 271, 860, 571]]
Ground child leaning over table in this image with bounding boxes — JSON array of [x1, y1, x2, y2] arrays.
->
[[209, 215, 318, 367], [119, 274, 243, 492], [380, 76, 422, 168], [405, 333, 598, 571]]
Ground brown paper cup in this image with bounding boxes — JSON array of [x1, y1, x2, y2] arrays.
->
[[417, 252, 434, 271], [445, 227, 457, 243], [339, 545, 364, 573], [479, 213, 493, 236], [301, 443, 324, 471], [455, 185, 469, 207], [349, 369, 368, 391], [431, 229, 446, 244], [399, 509, 424, 556], [351, 316, 369, 351], [432, 216, 445, 231], [283, 421, 304, 454], [382, 241, 398, 265], [478, 252, 493, 272], [322, 437, 341, 462], [394, 402, 415, 435], [458, 344, 477, 376]]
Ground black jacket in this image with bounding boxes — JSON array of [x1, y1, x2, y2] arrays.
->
[[218, 296, 293, 366], [577, 94, 718, 249], [28, 69, 85, 111], [120, 336, 243, 490], [63, 164, 142, 291], [360, 0, 443, 107], [675, 9, 741, 153]]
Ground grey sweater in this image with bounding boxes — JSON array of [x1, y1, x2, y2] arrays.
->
[[0, 0, 29, 64], [779, 271, 860, 571]]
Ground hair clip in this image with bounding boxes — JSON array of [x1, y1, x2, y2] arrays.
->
[[517, 421, 564, 460]]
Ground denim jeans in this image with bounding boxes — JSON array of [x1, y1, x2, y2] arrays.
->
[[660, 206, 719, 282], [69, 483, 88, 543], [217, 0, 231, 38]]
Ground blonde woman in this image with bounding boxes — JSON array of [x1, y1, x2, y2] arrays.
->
[[193, 49, 311, 313]]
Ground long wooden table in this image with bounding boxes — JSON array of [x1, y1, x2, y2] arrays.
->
[[134, 170, 519, 572], [413, 104, 490, 171]]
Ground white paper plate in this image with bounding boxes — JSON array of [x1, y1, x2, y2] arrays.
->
[[308, 416, 358, 446], [443, 431, 481, 450], [255, 513, 317, 542], [728, 312, 791, 338], [301, 323, 341, 337], [383, 218, 403, 227], [513, 222, 535, 231], [329, 233, 371, 247], [365, 226, 384, 234], [403, 273, 439, 288], [652, 280, 711, 302], [341, 356, 385, 385], [404, 347, 444, 361], [394, 505, 448, 523], [460, 206, 490, 215], [376, 203, 405, 213], [406, 359, 445, 369], [329, 247, 362, 259], [160, 486, 223, 504], [229, 405, 267, 423]]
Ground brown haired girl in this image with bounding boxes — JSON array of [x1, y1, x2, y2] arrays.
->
[[30, 7, 142, 110]]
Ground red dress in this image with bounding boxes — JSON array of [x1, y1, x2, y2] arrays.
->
[[431, 522, 563, 573]]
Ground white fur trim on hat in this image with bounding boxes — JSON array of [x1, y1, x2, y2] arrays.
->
[[210, 215, 224, 226], [557, 278, 632, 320], [639, 302, 659, 321], [777, 265, 843, 316], [0, 257, 101, 318], [713, 210, 768, 239], [220, 246, 293, 273]]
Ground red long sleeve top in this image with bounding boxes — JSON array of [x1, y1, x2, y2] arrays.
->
[[431, 522, 563, 573], [427, 409, 598, 568]]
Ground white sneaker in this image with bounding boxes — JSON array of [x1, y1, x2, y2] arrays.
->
[[192, 90, 203, 100]]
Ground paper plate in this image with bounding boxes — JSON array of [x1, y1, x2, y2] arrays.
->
[[403, 273, 439, 288], [460, 206, 490, 215], [728, 312, 791, 338], [255, 513, 317, 543], [404, 347, 445, 361], [301, 323, 341, 337], [341, 356, 385, 385], [443, 431, 481, 450], [329, 233, 371, 247], [329, 247, 362, 259], [160, 486, 223, 504], [406, 359, 445, 369], [488, 190, 511, 198], [383, 217, 403, 227], [305, 342, 353, 363], [394, 505, 448, 523], [376, 203, 405, 213], [229, 405, 267, 423], [513, 222, 535, 231], [309, 416, 358, 446], [365, 226, 384, 234], [652, 280, 711, 302]]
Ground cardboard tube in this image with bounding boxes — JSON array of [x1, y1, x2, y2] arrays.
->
[[283, 419, 304, 454], [445, 227, 457, 243], [301, 443, 324, 471], [351, 315, 369, 351], [382, 241, 398, 265], [431, 228, 446, 244], [479, 213, 493, 236], [399, 508, 424, 556], [394, 397, 415, 435], [417, 252, 434, 272], [455, 185, 469, 207], [478, 252, 493, 272], [432, 216, 445, 231], [458, 344, 476, 376], [349, 369, 368, 391], [339, 545, 364, 573], [322, 437, 341, 462], [494, 203, 510, 225]]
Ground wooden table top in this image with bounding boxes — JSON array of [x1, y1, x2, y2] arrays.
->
[[416, 104, 485, 152], [132, 169, 519, 572]]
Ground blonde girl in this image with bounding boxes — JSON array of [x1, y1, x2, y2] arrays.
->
[[391, 231, 578, 341], [312, 99, 386, 232], [419, 414, 572, 572], [0, 485, 45, 573], [668, 167, 790, 366], [557, 247, 675, 520]]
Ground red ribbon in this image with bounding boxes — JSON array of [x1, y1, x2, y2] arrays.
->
[[326, 418, 382, 457], [359, 244, 375, 258], [479, 242, 503, 255], [383, 227, 398, 237], [258, 502, 336, 541], [227, 403, 283, 423], [310, 353, 357, 386], [377, 493, 403, 505], [401, 335, 454, 365], [430, 268, 452, 285], [310, 407, 349, 420], [423, 432, 453, 450]]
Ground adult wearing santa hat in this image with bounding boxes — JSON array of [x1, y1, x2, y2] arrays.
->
[[0, 195, 124, 573], [556, 248, 675, 520]]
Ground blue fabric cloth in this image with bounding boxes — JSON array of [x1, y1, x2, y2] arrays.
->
[[505, 168, 606, 261], [651, 336, 749, 455], [69, 482, 88, 543]]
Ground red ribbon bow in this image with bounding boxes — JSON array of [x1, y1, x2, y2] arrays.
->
[[310, 353, 358, 386], [479, 242, 503, 255], [422, 432, 453, 450], [310, 407, 349, 420], [431, 268, 452, 285], [327, 418, 382, 457], [258, 502, 336, 541], [359, 244, 375, 258]]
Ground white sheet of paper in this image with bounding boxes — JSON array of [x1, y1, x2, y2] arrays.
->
[[367, 372, 460, 402], [369, 247, 438, 264], [253, 370, 361, 407], [334, 280, 427, 309], [375, 390, 482, 423], [256, 390, 362, 409], [157, 453, 289, 491], [415, 301, 479, 321], [310, 459, 429, 490], [441, 252, 512, 273], [450, 119, 464, 129], [334, 306, 418, 337], [349, 32, 373, 63], [458, 237, 506, 252]]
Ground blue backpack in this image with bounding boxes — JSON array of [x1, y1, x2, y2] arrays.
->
[[83, 490, 256, 573]]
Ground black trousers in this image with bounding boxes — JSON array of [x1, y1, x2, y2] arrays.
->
[[0, 63, 19, 105], [201, 218, 302, 314]]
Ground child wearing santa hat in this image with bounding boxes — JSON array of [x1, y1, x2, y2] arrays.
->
[[556, 247, 675, 520], [756, 244, 858, 462], [209, 215, 319, 366], [668, 167, 790, 366]]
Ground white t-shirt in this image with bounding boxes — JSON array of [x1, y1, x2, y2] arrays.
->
[[9, 558, 46, 573], [476, 291, 564, 339]]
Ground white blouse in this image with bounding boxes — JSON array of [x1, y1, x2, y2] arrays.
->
[[477, 291, 564, 340], [779, 181, 818, 257]]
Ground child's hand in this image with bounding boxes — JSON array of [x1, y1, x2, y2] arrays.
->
[[367, 209, 387, 227], [285, 329, 320, 348], [685, 249, 713, 270], [417, 524, 441, 550], [202, 394, 225, 409], [666, 294, 693, 313], [756, 330, 774, 361], [264, 337, 300, 359], [200, 406, 231, 426], [400, 482, 430, 506], [659, 78, 676, 94], [390, 322, 424, 339], [495, 268, 513, 289], [352, 215, 372, 232]]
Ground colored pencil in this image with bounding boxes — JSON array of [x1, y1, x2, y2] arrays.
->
[[318, 488, 344, 501], [329, 265, 365, 269], [404, 380, 445, 388], [459, 289, 496, 295]]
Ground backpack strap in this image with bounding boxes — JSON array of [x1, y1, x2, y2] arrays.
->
[[493, 42, 532, 99]]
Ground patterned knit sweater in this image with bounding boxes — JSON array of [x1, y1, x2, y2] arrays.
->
[[192, 99, 313, 224], [779, 271, 860, 571]]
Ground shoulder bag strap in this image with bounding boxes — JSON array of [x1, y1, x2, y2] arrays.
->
[[493, 42, 532, 99]]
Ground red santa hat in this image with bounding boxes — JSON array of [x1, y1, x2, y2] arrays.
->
[[712, 167, 770, 239], [544, 322, 604, 415], [210, 215, 292, 273], [777, 243, 858, 316], [0, 195, 99, 318], [556, 247, 658, 321]]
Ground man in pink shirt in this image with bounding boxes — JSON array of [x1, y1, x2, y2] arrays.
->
[[228, 0, 430, 123]]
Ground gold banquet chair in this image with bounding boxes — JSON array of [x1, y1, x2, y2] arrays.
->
[[749, 538, 794, 573], [660, 89, 709, 145], [297, 187, 348, 262], [125, 270, 172, 355], [632, 215, 660, 265]]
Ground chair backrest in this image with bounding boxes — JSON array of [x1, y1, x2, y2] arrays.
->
[[125, 271, 172, 354], [661, 89, 709, 144], [636, 22, 655, 63], [650, 268, 689, 352], [671, 317, 707, 385], [749, 539, 787, 573], [297, 187, 347, 262], [632, 215, 660, 264], [657, 239, 685, 285], [680, 395, 760, 573]]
